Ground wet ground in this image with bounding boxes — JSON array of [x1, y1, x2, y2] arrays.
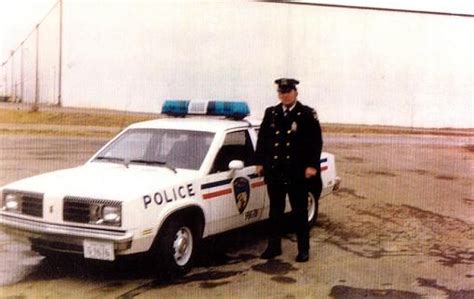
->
[[0, 133, 473, 298]]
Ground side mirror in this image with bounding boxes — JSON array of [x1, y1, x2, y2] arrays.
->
[[228, 160, 244, 171]]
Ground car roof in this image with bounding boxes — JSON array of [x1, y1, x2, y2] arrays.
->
[[129, 116, 261, 133]]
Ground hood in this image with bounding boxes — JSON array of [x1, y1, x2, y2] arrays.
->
[[2, 162, 200, 202]]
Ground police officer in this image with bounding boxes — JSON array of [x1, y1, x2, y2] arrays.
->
[[255, 78, 323, 262]]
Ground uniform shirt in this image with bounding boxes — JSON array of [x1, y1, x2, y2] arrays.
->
[[256, 101, 323, 184]]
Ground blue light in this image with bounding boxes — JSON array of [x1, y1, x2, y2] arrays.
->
[[162, 100, 190, 116], [162, 100, 250, 119], [207, 101, 250, 119]]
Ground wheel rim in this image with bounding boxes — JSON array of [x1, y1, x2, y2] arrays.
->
[[307, 193, 316, 222], [173, 226, 193, 266]]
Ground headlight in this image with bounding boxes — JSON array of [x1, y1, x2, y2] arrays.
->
[[64, 197, 122, 226], [100, 205, 121, 226], [3, 193, 21, 212]]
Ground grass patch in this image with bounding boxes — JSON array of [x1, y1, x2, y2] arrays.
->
[[0, 107, 472, 138], [0, 128, 118, 138], [322, 123, 474, 137], [0, 109, 157, 128]]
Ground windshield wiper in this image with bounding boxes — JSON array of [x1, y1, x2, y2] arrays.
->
[[94, 157, 177, 172], [95, 156, 126, 162], [129, 159, 177, 173], [94, 156, 131, 167]]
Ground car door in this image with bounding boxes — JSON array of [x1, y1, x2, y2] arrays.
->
[[201, 129, 266, 234]]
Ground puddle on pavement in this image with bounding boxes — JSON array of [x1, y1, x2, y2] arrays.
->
[[417, 278, 474, 299], [329, 285, 422, 299], [271, 276, 297, 284], [251, 259, 298, 276], [319, 203, 474, 266], [0, 240, 44, 286], [1, 222, 261, 290], [199, 280, 231, 289]]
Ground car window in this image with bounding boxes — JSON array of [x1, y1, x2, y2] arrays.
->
[[93, 128, 214, 170], [211, 130, 255, 173], [98, 130, 153, 160]]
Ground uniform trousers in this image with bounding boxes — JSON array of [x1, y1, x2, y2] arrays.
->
[[266, 181, 310, 253]]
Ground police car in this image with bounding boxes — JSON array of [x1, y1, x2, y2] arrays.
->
[[0, 100, 340, 273]]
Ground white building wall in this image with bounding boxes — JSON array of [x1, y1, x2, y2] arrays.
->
[[12, 50, 20, 100], [3, 1, 472, 128], [4, 58, 12, 98], [62, 1, 288, 115], [37, 5, 60, 105], [21, 32, 37, 103], [0, 3, 59, 105], [286, 4, 473, 127], [0, 66, 5, 97]]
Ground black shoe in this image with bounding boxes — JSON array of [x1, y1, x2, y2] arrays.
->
[[260, 247, 282, 259], [295, 251, 309, 262]]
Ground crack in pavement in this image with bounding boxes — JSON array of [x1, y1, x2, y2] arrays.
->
[[319, 203, 474, 266]]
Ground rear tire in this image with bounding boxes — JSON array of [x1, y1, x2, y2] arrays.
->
[[307, 192, 319, 227], [155, 216, 200, 275]]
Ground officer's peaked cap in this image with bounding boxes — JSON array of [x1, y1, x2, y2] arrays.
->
[[275, 78, 299, 92]]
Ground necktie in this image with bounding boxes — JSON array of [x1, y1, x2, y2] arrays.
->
[[284, 108, 289, 117]]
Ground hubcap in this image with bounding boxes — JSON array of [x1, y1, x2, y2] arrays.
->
[[307, 193, 315, 222], [173, 226, 193, 266]]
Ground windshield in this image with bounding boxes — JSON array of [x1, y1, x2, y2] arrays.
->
[[93, 128, 214, 170]]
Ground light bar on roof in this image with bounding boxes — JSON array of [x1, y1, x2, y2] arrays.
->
[[162, 100, 250, 120]]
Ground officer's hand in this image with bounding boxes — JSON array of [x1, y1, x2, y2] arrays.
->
[[305, 167, 317, 178], [256, 165, 264, 176]]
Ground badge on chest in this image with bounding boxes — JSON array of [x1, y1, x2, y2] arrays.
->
[[291, 121, 297, 132]]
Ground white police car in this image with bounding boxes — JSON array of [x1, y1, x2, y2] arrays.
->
[[0, 100, 340, 273]]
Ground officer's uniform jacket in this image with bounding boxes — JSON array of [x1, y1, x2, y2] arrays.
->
[[256, 101, 323, 185]]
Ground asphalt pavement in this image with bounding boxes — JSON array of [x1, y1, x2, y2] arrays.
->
[[0, 101, 473, 298], [0, 132, 473, 298]]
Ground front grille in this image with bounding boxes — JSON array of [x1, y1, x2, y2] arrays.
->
[[1, 190, 43, 218], [63, 200, 91, 223], [21, 195, 44, 217], [63, 196, 121, 225]]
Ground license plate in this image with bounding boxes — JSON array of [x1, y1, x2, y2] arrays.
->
[[83, 239, 115, 261]]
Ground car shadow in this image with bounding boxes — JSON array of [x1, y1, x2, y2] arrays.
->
[[22, 216, 317, 284], [21, 222, 266, 283]]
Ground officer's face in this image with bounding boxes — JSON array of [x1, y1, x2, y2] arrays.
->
[[278, 90, 298, 107]]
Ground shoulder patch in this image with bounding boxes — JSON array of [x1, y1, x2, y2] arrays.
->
[[312, 109, 318, 120]]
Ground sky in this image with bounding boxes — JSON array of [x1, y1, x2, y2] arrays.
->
[[0, 0, 56, 63], [1, 0, 473, 63]]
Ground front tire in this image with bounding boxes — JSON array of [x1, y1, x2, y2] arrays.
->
[[156, 216, 200, 275]]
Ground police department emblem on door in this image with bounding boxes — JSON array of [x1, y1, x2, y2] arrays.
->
[[233, 177, 250, 214]]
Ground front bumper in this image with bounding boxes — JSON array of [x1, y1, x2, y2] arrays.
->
[[0, 213, 133, 255]]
